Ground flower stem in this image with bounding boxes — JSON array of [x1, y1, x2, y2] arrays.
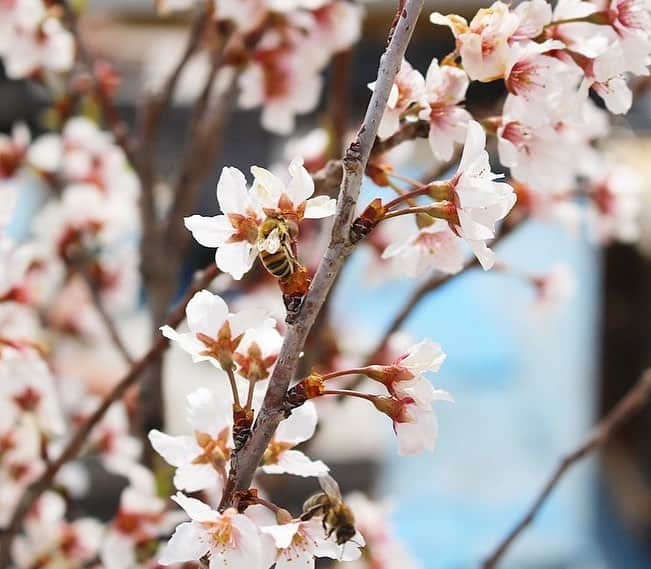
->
[[225, 366, 242, 408], [383, 203, 457, 222], [320, 389, 378, 403], [384, 181, 452, 211], [321, 367, 374, 381], [244, 379, 256, 412]]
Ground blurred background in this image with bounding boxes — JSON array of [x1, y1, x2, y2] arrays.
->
[[2, 1, 650, 567]]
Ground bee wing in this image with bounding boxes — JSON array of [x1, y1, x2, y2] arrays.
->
[[258, 227, 281, 253], [318, 474, 343, 503]]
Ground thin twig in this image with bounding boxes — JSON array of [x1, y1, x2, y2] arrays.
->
[[0, 264, 220, 565], [76, 263, 134, 365], [136, 4, 209, 233], [312, 120, 431, 196], [59, 1, 137, 167], [218, 0, 426, 509], [481, 369, 651, 569]]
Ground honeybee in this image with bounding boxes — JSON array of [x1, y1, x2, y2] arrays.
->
[[257, 215, 297, 280], [301, 474, 357, 545]]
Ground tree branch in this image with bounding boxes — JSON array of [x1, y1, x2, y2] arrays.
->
[[59, 0, 137, 167], [219, 0, 426, 508], [136, 4, 209, 235], [0, 264, 220, 565], [481, 368, 651, 569], [312, 119, 431, 196], [76, 263, 134, 365]]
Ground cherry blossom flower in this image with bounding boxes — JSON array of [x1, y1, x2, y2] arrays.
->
[[70, 396, 141, 472], [375, 388, 453, 456], [13, 491, 103, 569], [0, 1, 74, 79], [238, 31, 323, 135], [374, 59, 425, 139], [0, 236, 33, 302], [149, 387, 233, 493], [431, 1, 520, 81], [512, 0, 553, 40], [251, 157, 336, 221], [380, 217, 465, 277], [186, 159, 335, 279], [448, 120, 516, 269], [531, 263, 577, 311], [366, 339, 447, 406], [261, 401, 328, 477], [160, 493, 263, 568], [184, 167, 264, 280], [101, 464, 177, 569], [503, 40, 578, 100], [160, 290, 277, 375], [0, 344, 65, 436], [0, 411, 45, 526], [586, 164, 643, 243], [235, 325, 283, 382], [260, 516, 363, 569], [418, 59, 471, 161]]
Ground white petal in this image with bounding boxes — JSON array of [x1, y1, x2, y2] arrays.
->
[[186, 290, 229, 337], [215, 241, 256, 280], [217, 167, 251, 215], [159, 522, 210, 564], [275, 401, 318, 444], [263, 450, 329, 477], [457, 120, 486, 174], [171, 493, 219, 523], [286, 157, 315, 205], [148, 430, 199, 467], [185, 215, 234, 247], [304, 196, 337, 218], [260, 522, 301, 549]]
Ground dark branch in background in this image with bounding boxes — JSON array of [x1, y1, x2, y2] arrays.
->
[[58, 0, 137, 167], [481, 369, 651, 569], [327, 49, 353, 158], [0, 264, 220, 565], [76, 262, 134, 365], [218, 0, 426, 509], [136, 3, 209, 231]]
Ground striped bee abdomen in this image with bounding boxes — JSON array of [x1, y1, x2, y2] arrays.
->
[[260, 247, 294, 279]]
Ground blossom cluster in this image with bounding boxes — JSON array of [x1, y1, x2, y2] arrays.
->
[[157, 0, 363, 134], [0, 0, 74, 79], [185, 158, 336, 280], [0, 0, 648, 568], [354, 0, 649, 285]]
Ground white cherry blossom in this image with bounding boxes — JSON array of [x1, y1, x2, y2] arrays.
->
[[448, 120, 517, 269], [381, 217, 465, 277], [251, 157, 336, 220], [387, 389, 453, 456], [160, 290, 277, 375], [185, 166, 264, 280], [431, 1, 520, 81], [160, 493, 263, 569], [13, 491, 103, 569], [374, 59, 425, 139], [262, 401, 328, 477], [418, 59, 471, 161], [260, 517, 363, 569], [149, 387, 233, 493]]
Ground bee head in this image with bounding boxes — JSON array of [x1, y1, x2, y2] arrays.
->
[[335, 524, 356, 545]]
